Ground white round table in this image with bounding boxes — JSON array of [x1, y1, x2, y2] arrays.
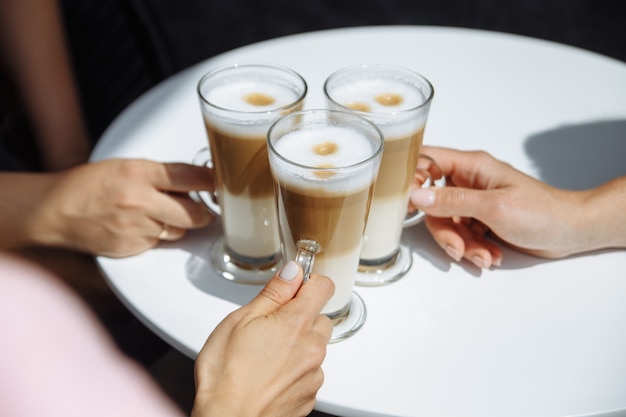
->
[[92, 26, 626, 417]]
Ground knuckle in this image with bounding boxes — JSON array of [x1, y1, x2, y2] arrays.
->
[[103, 162, 150, 209], [115, 159, 150, 180], [442, 187, 468, 207], [310, 367, 325, 391], [185, 201, 214, 226], [112, 190, 142, 209], [258, 285, 285, 309], [308, 339, 328, 366], [224, 308, 247, 324], [310, 274, 335, 297], [107, 214, 139, 233], [468, 149, 493, 163]]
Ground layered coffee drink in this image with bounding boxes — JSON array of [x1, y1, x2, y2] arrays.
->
[[330, 79, 427, 263], [198, 64, 306, 281], [268, 112, 382, 315], [324, 65, 434, 284]]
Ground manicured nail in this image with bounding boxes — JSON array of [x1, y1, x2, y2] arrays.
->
[[444, 244, 462, 262], [471, 255, 490, 269], [279, 261, 299, 281], [410, 188, 435, 207]]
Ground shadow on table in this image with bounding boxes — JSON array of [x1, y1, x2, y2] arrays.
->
[[170, 223, 263, 306], [407, 222, 554, 275], [407, 214, 620, 274], [524, 119, 626, 190]]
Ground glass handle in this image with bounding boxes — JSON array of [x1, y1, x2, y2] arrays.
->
[[191, 147, 222, 216], [295, 239, 321, 282], [404, 153, 447, 227]]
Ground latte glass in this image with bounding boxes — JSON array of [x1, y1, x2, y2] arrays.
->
[[267, 109, 383, 342], [195, 64, 307, 284], [324, 64, 444, 286]]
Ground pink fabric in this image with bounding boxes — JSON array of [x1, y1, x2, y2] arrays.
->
[[0, 254, 185, 417]]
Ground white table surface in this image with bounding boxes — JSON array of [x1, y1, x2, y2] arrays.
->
[[91, 26, 626, 417]]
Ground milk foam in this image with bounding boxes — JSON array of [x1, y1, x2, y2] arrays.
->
[[271, 124, 378, 190], [204, 80, 301, 137], [207, 80, 299, 112], [331, 78, 426, 113], [329, 78, 427, 139]]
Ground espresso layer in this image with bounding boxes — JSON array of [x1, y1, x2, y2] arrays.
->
[[276, 181, 374, 314], [276, 182, 373, 257], [373, 129, 424, 199], [205, 123, 273, 198]]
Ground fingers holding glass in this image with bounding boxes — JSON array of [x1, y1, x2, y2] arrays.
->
[[425, 216, 503, 269], [268, 109, 383, 341]]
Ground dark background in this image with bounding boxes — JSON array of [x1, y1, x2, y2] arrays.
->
[[149, 0, 626, 70], [59, 0, 626, 141]]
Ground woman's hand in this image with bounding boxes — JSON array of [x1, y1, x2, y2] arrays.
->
[[12, 159, 215, 257], [410, 146, 626, 268], [192, 261, 334, 417]]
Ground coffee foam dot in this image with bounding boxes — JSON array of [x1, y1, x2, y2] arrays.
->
[[331, 78, 425, 113], [313, 163, 337, 179], [346, 102, 371, 112], [207, 80, 299, 112], [375, 93, 404, 106], [329, 78, 428, 139], [271, 124, 378, 190], [244, 92, 276, 106], [204, 80, 301, 137], [275, 125, 372, 167], [313, 141, 339, 156]]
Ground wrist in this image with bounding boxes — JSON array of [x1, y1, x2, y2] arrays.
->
[[191, 391, 251, 417], [24, 173, 69, 248], [575, 178, 626, 253]]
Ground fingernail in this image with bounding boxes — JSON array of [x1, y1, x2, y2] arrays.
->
[[410, 188, 435, 207], [471, 255, 490, 269], [279, 261, 299, 281], [444, 244, 462, 262], [492, 257, 502, 267]]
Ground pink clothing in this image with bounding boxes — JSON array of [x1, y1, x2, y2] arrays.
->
[[0, 254, 185, 417]]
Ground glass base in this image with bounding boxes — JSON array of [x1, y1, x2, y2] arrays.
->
[[328, 292, 367, 343], [356, 245, 413, 286], [210, 237, 281, 285]]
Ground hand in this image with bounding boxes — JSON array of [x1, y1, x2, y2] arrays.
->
[[409, 146, 624, 267], [192, 261, 334, 417], [34, 159, 215, 257]]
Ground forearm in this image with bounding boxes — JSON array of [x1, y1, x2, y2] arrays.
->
[[0, 173, 62, 249], [573, 176, 626, 253], [0, 0, 90, 170]]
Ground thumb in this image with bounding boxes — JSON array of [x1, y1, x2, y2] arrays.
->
[[245, 261, 304, 316], [410, 185, 490, 220]]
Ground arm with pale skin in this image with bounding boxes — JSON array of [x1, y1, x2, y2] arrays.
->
[[0, 159, 215, 257], [410, 146, 626, 268], [0, 0, 91, 170]]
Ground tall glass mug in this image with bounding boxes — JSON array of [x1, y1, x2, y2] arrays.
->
[[324, 64, 444, 286], [195, 64, 307, 284], [267, 109, 383, 342]]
